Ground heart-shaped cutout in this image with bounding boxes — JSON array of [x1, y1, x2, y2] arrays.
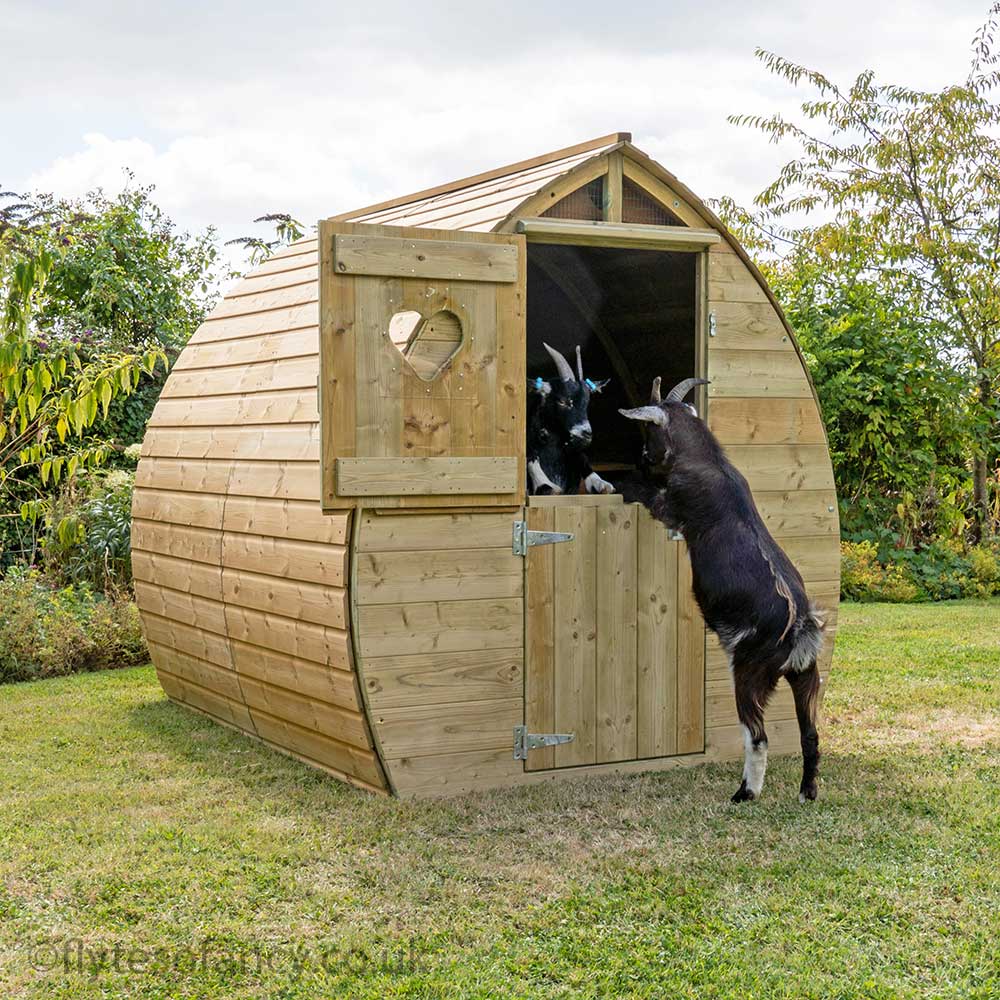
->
[[387, 308, 464, 382]]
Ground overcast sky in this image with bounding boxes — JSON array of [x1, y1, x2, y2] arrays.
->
[[1, 1, 991, 255]]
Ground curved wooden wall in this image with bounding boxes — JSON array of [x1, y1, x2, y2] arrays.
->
[[133, 237, 387, 793]]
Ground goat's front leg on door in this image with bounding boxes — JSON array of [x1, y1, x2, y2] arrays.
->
[[731, 667, 778, 803]]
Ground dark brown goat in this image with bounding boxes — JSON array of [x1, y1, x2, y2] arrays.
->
[[619, 376, 825, 803]]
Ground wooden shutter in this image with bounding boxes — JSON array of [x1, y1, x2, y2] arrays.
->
[[319, 222, 526, 509]]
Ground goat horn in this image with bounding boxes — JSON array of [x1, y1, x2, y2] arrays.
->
[[664, 377, 710, 403], [576, 344, 584, 382], [542, 342, 576, 383], [650, 377, 662, 403], [619, 405, 668, 427]]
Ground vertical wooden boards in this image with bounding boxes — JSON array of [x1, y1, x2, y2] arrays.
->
[[636, 506, 678, 758], [318, 222, 526, 510], [524, 506, 556, 771], [596, 504, 637, 763], [552, 504, 597, 767], [523, 500, 704, 772]]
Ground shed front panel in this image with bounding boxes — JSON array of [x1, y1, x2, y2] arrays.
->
[[319, 222, 526, 509]]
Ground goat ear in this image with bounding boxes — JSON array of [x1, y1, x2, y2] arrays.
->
[[528, 378, 552, 397], [618, 405, 668, 427], [587, 378, 610, 394]]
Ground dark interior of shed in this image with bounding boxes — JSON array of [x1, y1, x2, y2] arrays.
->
[[526, 242, 697, 474]]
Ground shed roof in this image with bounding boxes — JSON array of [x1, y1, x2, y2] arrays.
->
[[329, 132, 630, 232]]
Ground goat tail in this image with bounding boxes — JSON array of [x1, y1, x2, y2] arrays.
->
[[784, 602, 826, 675]]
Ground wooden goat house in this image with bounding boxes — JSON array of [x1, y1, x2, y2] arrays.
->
[[133, 133, 840, 797]]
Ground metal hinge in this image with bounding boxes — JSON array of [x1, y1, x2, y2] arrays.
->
[[513, 725, 575, 760], [512, 519, 574, 556]]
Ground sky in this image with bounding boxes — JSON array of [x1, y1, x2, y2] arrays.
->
[[0, 0, 991, 262]]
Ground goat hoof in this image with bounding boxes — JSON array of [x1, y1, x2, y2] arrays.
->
[[731, 781, 756, 803], [798, 781, 818, 803]]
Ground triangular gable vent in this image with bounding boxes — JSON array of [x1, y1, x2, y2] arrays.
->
[[542, 177, 605, 221], [622, 177, 685, 226]]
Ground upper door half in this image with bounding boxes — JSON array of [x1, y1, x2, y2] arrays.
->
[[319, 222, 526, 509]]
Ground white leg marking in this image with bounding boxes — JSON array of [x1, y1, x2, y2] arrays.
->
[[528, 460, 562, 495], [741, 724, 768, 797], [584, 472, 615, 494]]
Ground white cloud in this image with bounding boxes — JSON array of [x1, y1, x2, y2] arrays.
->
[[9, 0, 992, 262]]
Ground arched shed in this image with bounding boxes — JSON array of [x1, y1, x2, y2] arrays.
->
[[133, 133, 840, 797]]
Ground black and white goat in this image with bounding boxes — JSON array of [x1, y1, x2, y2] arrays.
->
[[619, 376, 826, 803], [527, 343, 614, 496]]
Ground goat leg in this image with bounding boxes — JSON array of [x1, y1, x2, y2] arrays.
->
[[731, 667, 776, 803], [578, 455, 615, 495], [786, 660, 821, 802]]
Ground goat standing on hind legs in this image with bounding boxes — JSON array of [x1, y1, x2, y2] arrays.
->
[[619, 376, 826, 803]]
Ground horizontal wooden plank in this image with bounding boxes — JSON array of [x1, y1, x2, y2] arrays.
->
[[357, 599, 523, 657], [707, 254, 770, 303], [224, 606, 351, 671], [357, 547, 522, 604], [754, 490, 839, 538], [222, 533, 347, 587], [132, 487, 224, 529], [726, 445, 836, 492], [709, 397, 827, 445], [230, 639, 360, 712], [707, 683, 797, 728], [135, 581, 228, 636], [336, 457, 518, 496], [334, 234, 518, 283], [141, 424, 321, 462], [248, 708, 384, 788], [775, 535, 842, 586], [223, 497, 350, 544], [132, 519, 220, 565], [158, 669, 255, 733], [707, 349, 812, 398], [206, 281, 318, 322], [709, 301, 794, 352], [133, 550, 223, 601], [227, 262, 316, 297], [172, 328, 317, 371], [706, 718, 802, 760], [136, 457, 321, 502], [222, 568, 347, 630], [148, 389, 318, 427], [141, 612, 232, 668], [358, 510, 515, 552], [149, 642, 244, 703], [517, 217, 721, 251], [136, 458, 232, 494], [363, 648, 522, 709], [161, 355, 318, 398], [526, 493, 623, 507], [238, 675, 370, 749], [189, 302, 318, 345], [375, 698, 522, 757], [226, 460, 320, 501]]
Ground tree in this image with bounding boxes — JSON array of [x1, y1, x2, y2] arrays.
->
[[727, 3, 1000, 538], [0, 183, 223, 529]]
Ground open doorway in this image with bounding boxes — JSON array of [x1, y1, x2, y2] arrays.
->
[[525, 243, 699, 477]]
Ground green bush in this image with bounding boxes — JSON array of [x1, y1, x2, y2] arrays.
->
[[841, 539, 1000, 602], [42, 468, 136, 592], [0, 568, 147, 684]]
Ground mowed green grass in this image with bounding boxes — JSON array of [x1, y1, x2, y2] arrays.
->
[[1, 601, 998, 999]]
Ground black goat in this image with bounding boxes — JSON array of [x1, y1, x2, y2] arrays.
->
[[527, 343, 613, 496], [619, 376, 825, 803]]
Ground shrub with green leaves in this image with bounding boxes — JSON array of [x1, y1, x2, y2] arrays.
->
[[0, 567, 146, 684], [42, 468, 136, 592]]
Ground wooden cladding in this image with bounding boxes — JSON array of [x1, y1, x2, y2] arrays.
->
[[515, 217, 721, 251], [524, 501, 705, 770], [332, 235, 519, 282], [320, 222, 526, 509], [335, 456, 519, 496]]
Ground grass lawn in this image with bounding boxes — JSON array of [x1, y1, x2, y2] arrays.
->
[[1, 600, 999, 999]]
